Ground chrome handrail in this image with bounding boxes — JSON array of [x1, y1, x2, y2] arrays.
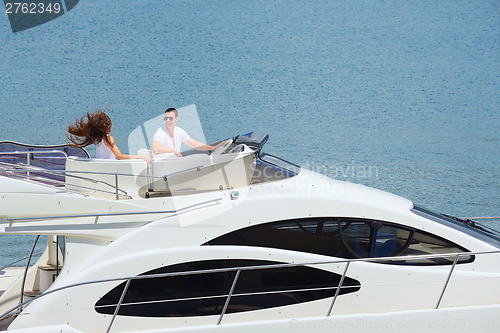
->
[[0, 150, 69, 159], [327, 261, 350, 316], [1, 166, 132, 198], [0, 151, 68, 179], [435, 254, 460, 309], [1, 164, 208, 200], [217, 269, 241, 325], [0, 166, 202, 180], [0, 168, 132, 199], [106, 279, 130, 333], [19, 236, 40, 307], [161, 165, 204, 181], [0, 252, 43, 272], [1, 250, 498, 330]]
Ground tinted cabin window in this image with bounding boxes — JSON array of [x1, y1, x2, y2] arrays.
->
[[95, 259, 360, 317], [205, 218, 473, 265], [403, 229, 474, 264], [250, 157, 299, 184]]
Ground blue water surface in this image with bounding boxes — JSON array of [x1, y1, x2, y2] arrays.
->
[[0, 0, 498, 264]]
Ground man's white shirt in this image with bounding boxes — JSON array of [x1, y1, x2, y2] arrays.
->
[[152, 126, 190, 151]]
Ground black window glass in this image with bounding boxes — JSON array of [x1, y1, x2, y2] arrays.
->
[[207, 219, 348, 258], [95, 259, 360, 317], [412, 206, 500, 247], [251, 158, 298, 184], [338, 219, 415, 259], [402, 229, 474, 265], [205, 218, 473, 265]]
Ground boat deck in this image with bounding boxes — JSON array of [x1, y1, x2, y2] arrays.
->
[[0, 268, 24, 297]]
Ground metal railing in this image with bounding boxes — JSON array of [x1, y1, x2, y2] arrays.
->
[[0, 165, 133, 198], [1, 157, 206, 200], [0, 150, 68, 164], [1, 250, 498, 332], [19, 236, 41, 307], [0, 245, 44, 317], [0, 252, 44, 272], [0, 149, 130, 199]]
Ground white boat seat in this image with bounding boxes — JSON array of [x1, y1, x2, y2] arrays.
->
[[65, 157, 149, 199]]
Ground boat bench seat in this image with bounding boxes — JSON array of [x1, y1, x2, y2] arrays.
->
[[65, 157, 149, 199]]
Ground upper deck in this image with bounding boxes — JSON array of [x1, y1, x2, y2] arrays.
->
[[0, 132, 299, 200]]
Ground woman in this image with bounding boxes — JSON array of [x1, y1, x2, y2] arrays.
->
[[67, 110, 151, 163]]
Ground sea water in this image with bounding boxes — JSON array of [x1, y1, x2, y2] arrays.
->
[[0, 0, 498, 265]]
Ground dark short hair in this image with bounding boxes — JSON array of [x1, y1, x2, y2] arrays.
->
[[164, 108, 178, 116]]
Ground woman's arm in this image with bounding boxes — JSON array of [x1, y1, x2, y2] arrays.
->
[[106, 136, 152, 163]]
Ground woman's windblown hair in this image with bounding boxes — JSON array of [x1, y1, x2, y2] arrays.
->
[[67, 110, 112, 148]]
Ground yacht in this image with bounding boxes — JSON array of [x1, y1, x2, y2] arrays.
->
[[0, 132, 498, 332]]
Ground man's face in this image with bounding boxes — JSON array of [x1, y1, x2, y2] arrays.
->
[[164, 111, 178, 129]]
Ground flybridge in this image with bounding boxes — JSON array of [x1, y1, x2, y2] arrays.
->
[[0, 133, 300, 200]]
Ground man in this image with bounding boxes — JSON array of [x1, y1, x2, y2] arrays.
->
[[152, 108, 223, 156]]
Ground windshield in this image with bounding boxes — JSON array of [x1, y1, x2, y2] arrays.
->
[[412, 205, 500, 248], [250, 153, 300, 184]]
